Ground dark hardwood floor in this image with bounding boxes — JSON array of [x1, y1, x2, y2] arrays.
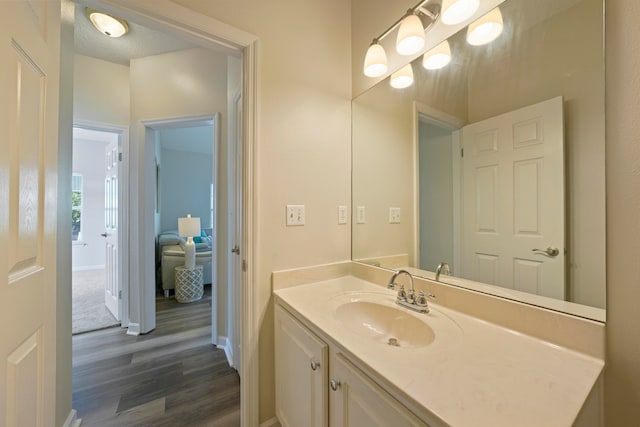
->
[[72, 286, 240, 426]]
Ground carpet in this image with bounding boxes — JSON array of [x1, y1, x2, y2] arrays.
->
[[72, 269, 120, 335]]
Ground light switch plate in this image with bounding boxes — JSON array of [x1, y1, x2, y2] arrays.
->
[[389, 207, 401, 224], [338, 205, 348, 224], [286, 205, 305, 226], [356, 206, 366, 224]]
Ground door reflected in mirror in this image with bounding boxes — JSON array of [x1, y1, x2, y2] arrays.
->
[[352, 0, 605, 317]]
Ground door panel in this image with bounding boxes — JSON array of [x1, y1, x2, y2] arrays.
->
[[104, 140, 120, 320], [462, 97, 565, 299], [0, 1, 60, 425]]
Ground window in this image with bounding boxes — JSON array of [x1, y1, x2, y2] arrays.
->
[[72, 174, 83, 241]]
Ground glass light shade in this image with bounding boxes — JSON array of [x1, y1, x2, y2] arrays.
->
[[441, 0, 480, 25], [467, 7, 504, 46], [178, 214, 201, 237], [422, 40, 452, 70], [87, 8, 129, 38], [390, 64, 414, 89], [396, 14, 425, 55], [363, 43, 388, 77]]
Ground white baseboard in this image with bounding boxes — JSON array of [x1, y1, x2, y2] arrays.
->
[[259, 417, 281, 427], [216, 335, 236, 369], [126, 322, 140, 335], [63, 409, 82, 427], [71, 265, 105, 272]]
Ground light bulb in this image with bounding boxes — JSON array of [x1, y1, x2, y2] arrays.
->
[[396, 14, 425, 55], [422, 40, 452, 70], [441, 0, 480, 25], [390, 64, 414, 89], [467, 7, 503, 46], [363, 42, 388, 77]]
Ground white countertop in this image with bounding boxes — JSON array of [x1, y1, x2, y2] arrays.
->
[[274, 275, 604, 427]]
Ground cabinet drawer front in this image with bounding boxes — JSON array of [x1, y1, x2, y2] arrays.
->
[[275, 305, 329, 427]]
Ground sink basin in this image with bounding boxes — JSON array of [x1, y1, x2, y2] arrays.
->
[[335, 300, 435, 348]]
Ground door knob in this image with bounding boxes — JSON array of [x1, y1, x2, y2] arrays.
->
[[100, 232, 108, 238], [329, 379, 341, 391], [310, 360, 320, 371], [532, 247, 559, 257], [231, 246, 240, 255]]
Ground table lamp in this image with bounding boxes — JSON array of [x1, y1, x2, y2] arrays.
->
[[178, 214, 200, 268]]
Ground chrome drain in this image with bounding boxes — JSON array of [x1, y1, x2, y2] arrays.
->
[[387, 337, 400, 347]]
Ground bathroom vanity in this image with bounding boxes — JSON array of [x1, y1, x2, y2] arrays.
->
[[273, 262, 605, 427]]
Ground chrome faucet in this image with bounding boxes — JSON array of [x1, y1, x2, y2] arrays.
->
[[435, 262, 451, 282], [388, 269, 430, 314]]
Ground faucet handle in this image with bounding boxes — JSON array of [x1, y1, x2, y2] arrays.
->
[[416, 290, 429, 307], [388, 281, 396, 290], [397, 284, 407, 301]]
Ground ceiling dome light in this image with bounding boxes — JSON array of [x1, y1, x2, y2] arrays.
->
[[390, 64, 414, 89], [363, 41, 388, 77], [86, 8, 129, 38], [396, 13, 425, 55], [441, 0, 480, 25], [422, 40, 452, 70], [467, 7, 503, 46]]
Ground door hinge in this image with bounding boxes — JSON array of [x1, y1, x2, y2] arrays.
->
[[242, 259, 247, 272], [461, 148, 464, 158], [118, 152, 123, 161], [119, 290, 122, 299]]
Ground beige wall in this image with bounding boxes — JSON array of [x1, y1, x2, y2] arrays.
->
[[352, 84, 416, 264], [73, 54, 130, 125], [170, 0, 353, 421], [605, 0, 640, 424]]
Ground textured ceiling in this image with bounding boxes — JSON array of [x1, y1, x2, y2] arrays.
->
[[74, 3, 197, 66]]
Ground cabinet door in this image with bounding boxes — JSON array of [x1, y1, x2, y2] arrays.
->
[[275, 304, 329, 427], [330, 352, 430, 427]]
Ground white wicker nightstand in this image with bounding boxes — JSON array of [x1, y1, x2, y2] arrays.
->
[[175, 265, 204, 303]]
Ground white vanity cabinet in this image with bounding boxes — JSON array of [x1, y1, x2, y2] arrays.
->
[[275, 303, 430, 427], [275, 304, 329, 427], [329, 351, 430, 427]]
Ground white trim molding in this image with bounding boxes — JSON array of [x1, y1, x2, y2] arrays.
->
[[62, 409, 82, 427]]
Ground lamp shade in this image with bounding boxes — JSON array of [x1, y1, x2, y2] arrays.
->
[[422, 40, 452, 70], [467, 7, 503, 46], [441, 0, 480, 25], [396, 14, 425, 55], [178, 214, 201, 237], [390, 64, 414, 89], [363, 42, 388, 77], [86, 8, 129, 37]]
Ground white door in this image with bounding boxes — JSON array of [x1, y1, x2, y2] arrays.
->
[[104, 140, 121, 320], [0, 1, 60, 425], [461, 97, 565, 299], [229, 92, 243, 372]]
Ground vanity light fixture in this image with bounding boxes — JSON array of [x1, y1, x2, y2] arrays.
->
[[86, 8, 129, 38], [441, 0, 480, 25], [390, 64, 414, 89], [467, 7, 503, 46], [363, 40, 388, 77], [396, 12, 426, 55], [363, 0, 440, 77], [422, 40, 452, 70]]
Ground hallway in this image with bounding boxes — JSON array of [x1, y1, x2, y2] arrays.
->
[[72, 287, 240, 426]]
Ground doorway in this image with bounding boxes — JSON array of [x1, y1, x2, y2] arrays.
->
[[69, 1, 259, 423], [71, 125, 125, 334]]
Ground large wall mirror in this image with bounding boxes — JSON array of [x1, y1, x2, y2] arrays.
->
[[352, 0, 605, 319]]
